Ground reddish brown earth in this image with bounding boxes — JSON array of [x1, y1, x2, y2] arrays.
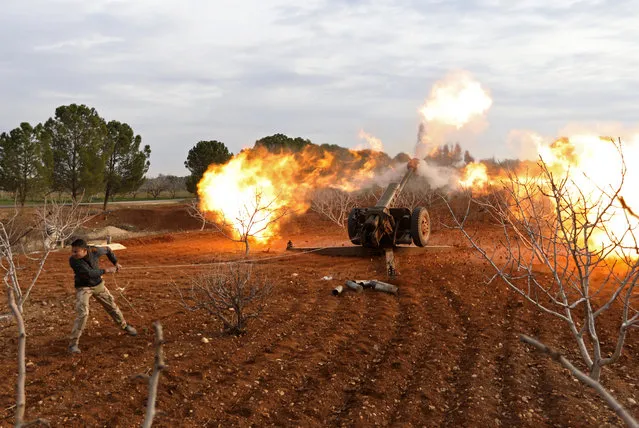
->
[[1, 203, 637, 427]]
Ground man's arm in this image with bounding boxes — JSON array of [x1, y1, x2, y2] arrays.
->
[[94, 246, 119, 266], [69, 257, 105, 280]]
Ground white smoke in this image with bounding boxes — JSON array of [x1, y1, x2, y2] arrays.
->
[[415, 159, 460, 189]]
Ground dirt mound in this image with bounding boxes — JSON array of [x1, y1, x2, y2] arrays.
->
[[87, 203, 204, 232], [84, 225, 131, 240]]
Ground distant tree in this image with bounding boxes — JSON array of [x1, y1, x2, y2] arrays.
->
[[392, 152, 412, 164], [43, 104, 107, 200], [184, 140, 232, 194], [463, 150, 475, 164], [426, 143, 463, 166], [143, 175, 169, 199], [164, 175, 185, 198], [254, 133, 311, 153], [102, 120, 151, 210], [310, 188, 358, 228], [319, 143, 343, 152], [0, 123, 51, 205]]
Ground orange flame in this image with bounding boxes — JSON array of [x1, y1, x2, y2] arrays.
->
[[537, 135, 639, 252], [457, 135, 639, 256], [459, 162, 489, 189]]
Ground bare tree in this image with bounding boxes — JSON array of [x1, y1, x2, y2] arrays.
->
[[310, 187, 357, 228], [185, 199, 211, 231], [391, 184, 434, 210], [142, 176, 169, 199], [164, 175, 185, 199], [446, 139, 638, 383], [1, 198, 90, 426], [211, 188, 291, 255], [179, 263, 271, 335]]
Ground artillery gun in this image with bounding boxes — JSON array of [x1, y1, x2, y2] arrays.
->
[[347, 158, 430, 249]]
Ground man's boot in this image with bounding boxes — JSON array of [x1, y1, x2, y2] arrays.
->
[[124, 324, 138, 336]]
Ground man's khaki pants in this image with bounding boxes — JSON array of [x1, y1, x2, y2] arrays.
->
[[69, 281, 127, 347]]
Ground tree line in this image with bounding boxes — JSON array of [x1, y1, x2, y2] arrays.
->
[[0, 107, 492, 210], [0, 103, 151, 209]]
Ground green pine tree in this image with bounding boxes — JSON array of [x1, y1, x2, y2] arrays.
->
[[44, 104, 107, 200], [102, 120, 151, 210]]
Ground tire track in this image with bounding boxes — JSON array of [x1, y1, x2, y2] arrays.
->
[[387, 280, 452, 425], [494, 291, 523, 426], [224, 278, 373, 424], [327, 288, 408, 426], [271, 287, 398, 426], [439, 284, 481, 427], [529, 312, 561, 424]]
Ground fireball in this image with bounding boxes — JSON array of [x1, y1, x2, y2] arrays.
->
[[197, 149, 307, 242], [459, 162, 489, 189], [419, 71, 492, 129], [197, 145, 390, 243], [536, 135, 639, 253]]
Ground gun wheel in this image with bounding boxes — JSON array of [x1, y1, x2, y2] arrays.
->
[[411, 207, 431, 247], [347, 208, 361, 245]]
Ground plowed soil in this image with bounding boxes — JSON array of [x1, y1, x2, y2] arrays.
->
[[1, 203, 637, 427]]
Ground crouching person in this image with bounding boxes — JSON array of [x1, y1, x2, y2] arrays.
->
[[68, 238, 137, 353]]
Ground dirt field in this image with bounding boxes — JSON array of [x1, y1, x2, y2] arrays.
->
[[1, 204, 637, 427]]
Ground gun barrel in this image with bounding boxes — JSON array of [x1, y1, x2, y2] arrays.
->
[[374, 159, 418, 208]]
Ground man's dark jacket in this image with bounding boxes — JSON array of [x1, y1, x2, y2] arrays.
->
[[69, 246, 118, 288]]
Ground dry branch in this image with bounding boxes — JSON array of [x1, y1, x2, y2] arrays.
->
[[185, 199, 211, 231], [143, 322, 166, 428], [520, 335, 638, 428], [310, 188, 357, 228]]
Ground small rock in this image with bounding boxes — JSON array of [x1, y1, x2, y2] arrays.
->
[[201, 337, 210, 344], [123, 354, 129, 359], [629, 398, 637, 406]]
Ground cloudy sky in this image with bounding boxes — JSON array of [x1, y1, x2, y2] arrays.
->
[[1, 0, 637, 175]]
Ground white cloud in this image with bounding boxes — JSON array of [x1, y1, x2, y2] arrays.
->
[[34, 35, 124, 51], [1, 0, 638, 175], [101, 82, 223, 106]]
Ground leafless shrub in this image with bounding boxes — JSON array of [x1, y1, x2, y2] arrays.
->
[[179, 263, 271, 335], [310, 187, 358, 228], [1, 198, 90, 426]]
